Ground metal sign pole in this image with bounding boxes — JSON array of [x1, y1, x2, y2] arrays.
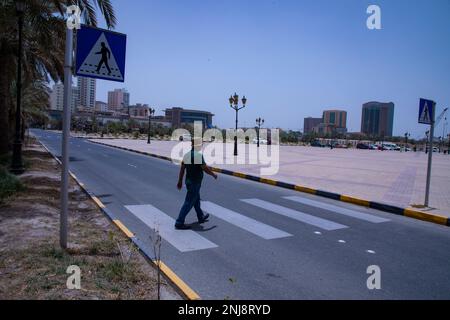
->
[[424, 103, 435, 207], [60, 27, 73, 249]]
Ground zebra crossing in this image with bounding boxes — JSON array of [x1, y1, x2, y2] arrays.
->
[[240, 198, 348, 231], [125, 204, 218, 252], [125, 196, 390, 253]]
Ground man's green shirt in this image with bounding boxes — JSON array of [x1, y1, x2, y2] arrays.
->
[[183, 150, 205, 184]]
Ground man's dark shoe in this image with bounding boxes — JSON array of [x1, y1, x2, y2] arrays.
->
[[198, 214, 210, 224], [175, 224, 191, 230]]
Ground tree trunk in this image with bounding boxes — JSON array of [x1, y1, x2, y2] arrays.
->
[[0, 47, 11, 156]]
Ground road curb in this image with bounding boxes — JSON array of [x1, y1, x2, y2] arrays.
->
[[89, 139, 450, 228], [37, 139, 200, 300]]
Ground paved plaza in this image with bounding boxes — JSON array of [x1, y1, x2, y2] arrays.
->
[[89, 138, 450, 217]]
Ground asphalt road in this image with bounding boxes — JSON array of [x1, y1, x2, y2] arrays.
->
[[32, 129, 450, 299]]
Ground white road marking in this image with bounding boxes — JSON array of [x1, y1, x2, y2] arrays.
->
[[241, 199, 348, 231], [201, 201, 292, 240], [125, 204, 218, 252], [338, 240, 346, 243], [366, 250, 376, 254], [283, 196, 390, 223], [127, 164, 137, 168], [314, 231, 322, 235]]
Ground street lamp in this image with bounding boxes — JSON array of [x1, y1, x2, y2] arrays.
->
[[10, 0, 26, 174], [404, 132, 411, 152], [229, 93, 247, 156], [147, 107, 155, 144], [256, 117, 264, 148]]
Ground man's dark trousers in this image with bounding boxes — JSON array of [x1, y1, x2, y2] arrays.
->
[[176, 182, 204, 226]]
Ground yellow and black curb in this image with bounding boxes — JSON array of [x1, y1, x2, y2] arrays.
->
[[89, 140, 450, 228], [38, 140, 200, 300]]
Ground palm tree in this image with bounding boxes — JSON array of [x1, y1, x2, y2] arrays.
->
[[0, 0, 116, 155], [21, 77, 52, 139]]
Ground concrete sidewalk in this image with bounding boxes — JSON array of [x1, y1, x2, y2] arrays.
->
[[89, 138, 450, 218]]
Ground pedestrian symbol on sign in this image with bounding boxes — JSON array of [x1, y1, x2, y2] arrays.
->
[[419, 102, 430, 123], [95, 42, 111, 75]]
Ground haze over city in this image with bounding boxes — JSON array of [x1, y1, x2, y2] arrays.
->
[[2, 0, 450, 306], [94, 0, 450, 138]]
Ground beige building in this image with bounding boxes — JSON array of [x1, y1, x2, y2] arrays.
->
[[107, 88, 130, 111], [95, 101, 108, 112]]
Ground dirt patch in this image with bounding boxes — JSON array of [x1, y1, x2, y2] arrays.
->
[[0, 140, 181, 300]]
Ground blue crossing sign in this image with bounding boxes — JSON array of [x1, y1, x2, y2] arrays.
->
[[75, 25, 126, 82], [418, 98, 435, 125]]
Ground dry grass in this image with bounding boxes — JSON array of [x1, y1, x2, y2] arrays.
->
[[0, 140, 180, 300]]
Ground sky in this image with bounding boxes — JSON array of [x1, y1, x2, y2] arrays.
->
[[93, 0, 450, 138]]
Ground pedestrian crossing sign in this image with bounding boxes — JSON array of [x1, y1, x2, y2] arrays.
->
[[75, 25, 126, 82], [418, 98, 435, 125]]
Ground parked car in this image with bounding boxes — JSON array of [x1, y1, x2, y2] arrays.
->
[[252, 138, 268, 145], [377, 144, 394, 150], [310, 141, 323, 147], [356, 143, 370, 149], [381, 143, 400, 151]]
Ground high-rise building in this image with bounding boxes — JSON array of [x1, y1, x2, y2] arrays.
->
[[322, 110, 347, 129], [107, 88, 130, 111], [50, 83, 78, 113], [361, 102, 395, 137], [50, 83, 64, 111], [77, 77, 96, 109], [303, 117, 322, 134], [312, 110, 347, 135]]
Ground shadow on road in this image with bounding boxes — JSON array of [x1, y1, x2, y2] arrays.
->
[[188, 223, 217, 232]]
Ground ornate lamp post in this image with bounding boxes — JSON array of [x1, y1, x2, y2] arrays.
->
[[229, 93, 247, 156], [256, 117, 264, 148], [10, 0, 26, 174], [147, 107, 155, 144]]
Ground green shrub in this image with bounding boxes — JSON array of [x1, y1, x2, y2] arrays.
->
[[0, 166, 23, 202]]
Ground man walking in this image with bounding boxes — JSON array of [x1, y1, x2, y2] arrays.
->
[[175, 138, 217, 230], [95, 42, 111, 74]]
